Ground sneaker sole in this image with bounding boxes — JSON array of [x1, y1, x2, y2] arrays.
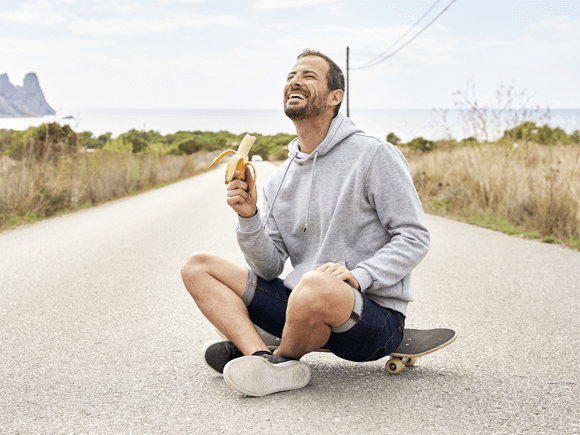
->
[[223, 356, 311, 397]]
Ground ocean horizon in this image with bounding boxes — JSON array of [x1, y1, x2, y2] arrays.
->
[[1, 108, 578, 143]]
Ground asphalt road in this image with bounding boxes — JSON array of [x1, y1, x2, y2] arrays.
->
[[1, 161, 579, 434]]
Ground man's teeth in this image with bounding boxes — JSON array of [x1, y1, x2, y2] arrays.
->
[[289, 93, 306, 100]]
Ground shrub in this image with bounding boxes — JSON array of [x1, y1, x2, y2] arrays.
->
[[269, 145, 289, 161], [387, 132, 401, 145], [127, 136, 148, 153], [407, 137, 437, 152], [79, 131, 111, 149], [178, 137, 206, 155], [460, 136, 479, 145], [501, 122, 577, 145]]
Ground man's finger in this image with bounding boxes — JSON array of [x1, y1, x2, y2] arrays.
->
[[245, 165, 254, 188], [316, 262, 337, 272]]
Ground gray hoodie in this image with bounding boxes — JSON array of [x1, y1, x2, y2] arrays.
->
[[237, 114, 430, 316]]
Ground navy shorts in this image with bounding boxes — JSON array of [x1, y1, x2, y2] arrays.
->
[[243, 269, 405, 362]]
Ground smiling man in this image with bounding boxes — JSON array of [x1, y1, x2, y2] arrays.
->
[[181, 49, 430, 397]]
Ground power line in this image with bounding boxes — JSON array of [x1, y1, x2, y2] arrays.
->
[[352, 0, 459, 70], [357, 0, 443, 70]]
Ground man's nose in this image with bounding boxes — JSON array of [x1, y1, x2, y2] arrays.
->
[[289, 74, 303, 87]]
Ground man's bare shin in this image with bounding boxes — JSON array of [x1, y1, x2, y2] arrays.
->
[[274, 317, 331, 359], [181, 252, 269, 356], [274, 271, 354, 359]]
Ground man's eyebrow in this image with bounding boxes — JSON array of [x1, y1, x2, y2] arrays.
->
[[287, 69, 320, 77]]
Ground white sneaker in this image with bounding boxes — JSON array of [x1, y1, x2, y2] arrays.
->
[[223, 353, 311, 397]]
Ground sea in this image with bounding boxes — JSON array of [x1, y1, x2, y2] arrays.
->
[[1, 108, 578, 143]]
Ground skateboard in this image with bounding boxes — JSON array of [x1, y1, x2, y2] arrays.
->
[[217, 326, 457, 375]]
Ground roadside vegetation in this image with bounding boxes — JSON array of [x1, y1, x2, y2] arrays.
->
[[390, 83, 580, 251], [0, 125, 295, 231], [1, 82, 578, 249]]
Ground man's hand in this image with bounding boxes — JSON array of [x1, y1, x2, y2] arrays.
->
[[226, 165, 258, 218], [316, 262, 360, 290]]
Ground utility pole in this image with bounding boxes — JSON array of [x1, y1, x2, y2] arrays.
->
[[346, 46, 350, 117]]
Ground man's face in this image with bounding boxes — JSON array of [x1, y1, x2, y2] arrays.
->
[[283, 56, 330, 121]]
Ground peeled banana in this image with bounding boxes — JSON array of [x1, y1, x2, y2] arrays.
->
[[208, 133, 257, 195]]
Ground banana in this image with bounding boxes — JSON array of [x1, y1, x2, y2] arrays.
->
[[208, 133, 258, 195]]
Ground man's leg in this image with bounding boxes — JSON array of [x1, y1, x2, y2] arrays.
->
[[180, 251, 270, 356], [275, 270, 355, 359], [221, 270, 354, 397]]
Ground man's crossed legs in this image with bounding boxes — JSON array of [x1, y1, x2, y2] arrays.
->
[[181, 252, 405, 396]]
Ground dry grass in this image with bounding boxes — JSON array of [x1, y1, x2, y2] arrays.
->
[[405, 143, 580, 249], [0, 148, 220, 230]]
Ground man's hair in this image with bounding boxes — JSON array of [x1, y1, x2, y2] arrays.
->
[[297, 49, 345, 117]]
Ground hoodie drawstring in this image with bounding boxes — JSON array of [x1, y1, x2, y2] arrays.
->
[[263, 153, 297, 229], [303, 151, 318, 232]]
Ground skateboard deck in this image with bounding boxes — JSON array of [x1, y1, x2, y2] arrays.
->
[[218, 326, 457, 375]]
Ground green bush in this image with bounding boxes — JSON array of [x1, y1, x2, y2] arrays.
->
[[501, 121, 577, 145], [178, 137, 206, 155], [386, 132, 401, 145], [269, 145, 289, 161], [252, 133, 296, 160], [407, 137, 437, 152], [460, 136, 479, 145], [127, 136, 148, 153]]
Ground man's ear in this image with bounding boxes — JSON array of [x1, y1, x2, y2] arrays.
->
[[328, 89, 344, 108]]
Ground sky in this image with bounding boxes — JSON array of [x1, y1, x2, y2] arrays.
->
[[0, 0, 578, 111]]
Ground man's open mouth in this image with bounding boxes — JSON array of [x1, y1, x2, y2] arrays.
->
[[288, 93, 308, 101]]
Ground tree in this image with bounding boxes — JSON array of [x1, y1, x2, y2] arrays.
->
[[178, 137, 205, 154], [386, 132, 401, 145]]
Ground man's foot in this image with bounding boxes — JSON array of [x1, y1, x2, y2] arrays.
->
[[202, 338, 244, 374], [223, 354, 311, 397]]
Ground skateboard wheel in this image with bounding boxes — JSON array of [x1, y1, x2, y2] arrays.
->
[[404, 357, 417, 367], [386, 358, 404, 375]]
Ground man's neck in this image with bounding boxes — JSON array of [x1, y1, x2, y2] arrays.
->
[[292, 115, 333, 154]]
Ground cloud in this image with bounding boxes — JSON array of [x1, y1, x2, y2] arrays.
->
[[0, 37, 115, 58], [252, 0, 343, 10], [0, 1, 67, 26], [68, 17, 173, 37], [68, 12, 245, 37]]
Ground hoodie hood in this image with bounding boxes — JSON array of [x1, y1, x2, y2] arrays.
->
[[263, 114, 364, 231], [287, 114, 364, 164]]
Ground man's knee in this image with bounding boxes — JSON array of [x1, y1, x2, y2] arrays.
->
[[181, 252, 248, 300], [180, 251, 218, 291], [182, 251, 208, 276], [290, 271, 337, 309], [289, 271, 354, 323]]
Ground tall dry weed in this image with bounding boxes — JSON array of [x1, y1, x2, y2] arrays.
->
[[0, 147, 220, 227], [408, 143, 580, 241]]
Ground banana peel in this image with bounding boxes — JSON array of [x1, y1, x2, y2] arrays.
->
[[208, 133, 257, 195]]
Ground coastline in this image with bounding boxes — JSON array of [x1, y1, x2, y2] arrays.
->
[[1, 108, 578, 143]]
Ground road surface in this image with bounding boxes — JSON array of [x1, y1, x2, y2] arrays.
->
[[1, 161, 579, 434]]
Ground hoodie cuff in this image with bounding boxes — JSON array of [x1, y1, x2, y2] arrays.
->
[[352, 268, 373, 292], [237, 207, 261, 233]]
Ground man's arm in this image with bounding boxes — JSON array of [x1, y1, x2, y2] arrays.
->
[[351, 144, 430, 292], [229, 167, 288, 280]]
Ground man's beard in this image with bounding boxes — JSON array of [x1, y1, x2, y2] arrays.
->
[[284, 92, 328, 121]]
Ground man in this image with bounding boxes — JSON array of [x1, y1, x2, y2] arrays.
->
[[181, 49, 430, 397]]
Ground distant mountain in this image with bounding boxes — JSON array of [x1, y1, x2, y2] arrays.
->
[[0, 73, 55, 118]]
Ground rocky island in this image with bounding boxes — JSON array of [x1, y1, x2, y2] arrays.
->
[[0, 72, 55, 117]]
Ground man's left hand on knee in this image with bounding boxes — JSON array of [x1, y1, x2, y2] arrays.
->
[[316, 263, 360, 290]]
